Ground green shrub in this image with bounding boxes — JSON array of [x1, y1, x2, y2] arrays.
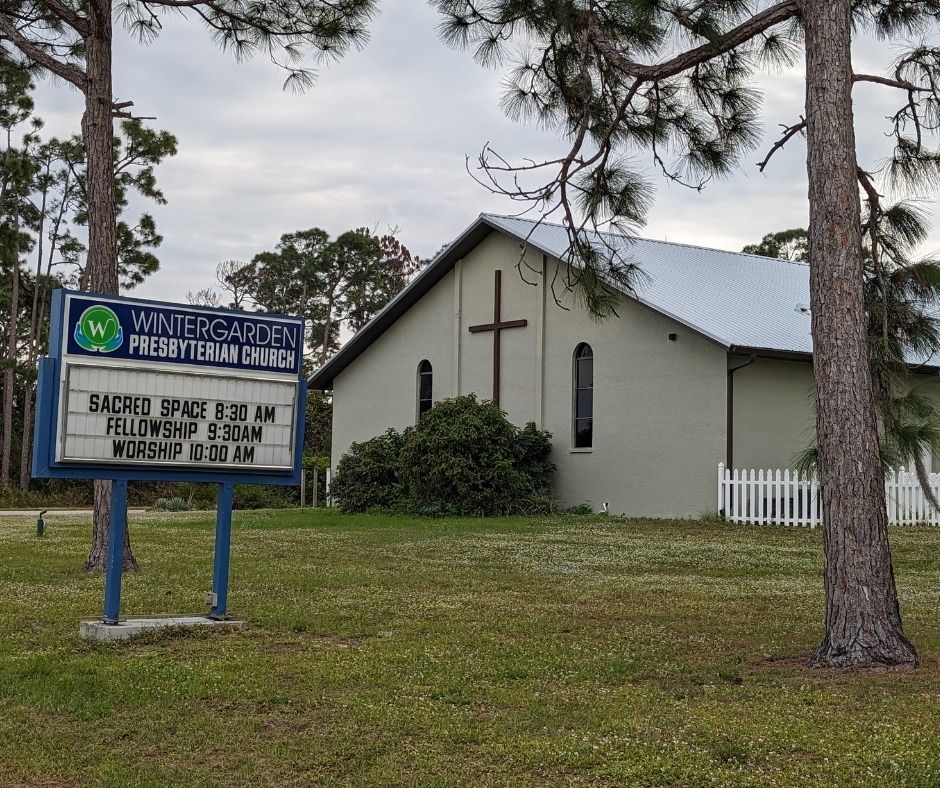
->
[[331, 428, 410, 513], [0, 480, 92, 509], [399, 395, 555, 516], [152, 496, 191, 512], [565, 503, 594, 516], [514, 421, 555, 492], [510, 491, 560, 516]]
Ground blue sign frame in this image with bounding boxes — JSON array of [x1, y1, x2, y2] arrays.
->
[[33, 289, 308, 627], [33, 289, 307, 486]]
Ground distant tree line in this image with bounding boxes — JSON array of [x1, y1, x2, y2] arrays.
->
[[186, 226, 426, 467], [189, 227, 423, 366]]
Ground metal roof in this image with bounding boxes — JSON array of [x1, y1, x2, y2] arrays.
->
[[308, 213, 935, 389], [482, 213, 815, 355]]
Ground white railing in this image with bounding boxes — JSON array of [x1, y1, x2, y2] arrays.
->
[[718, 463, 940, 527]]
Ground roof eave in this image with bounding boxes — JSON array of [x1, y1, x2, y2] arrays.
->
[[728, 345, 813, 363], [728, 345, 940, 375]]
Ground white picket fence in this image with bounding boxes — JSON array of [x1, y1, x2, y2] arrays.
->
[[718, 463, 940, 527]]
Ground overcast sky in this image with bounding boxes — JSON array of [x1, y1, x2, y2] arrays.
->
[[31, 2, 938, 303]]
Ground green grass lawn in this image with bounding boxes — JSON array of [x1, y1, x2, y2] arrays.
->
[[1, 511, 940, 786]]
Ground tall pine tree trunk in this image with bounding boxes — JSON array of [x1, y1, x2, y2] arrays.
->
[[802, 0, 916, 667], [18, 373, 33, 490], [84, 479, 138, 572], [1, 233, 20, 489], [80, 2, 118, 293], [1, 121, 19, 490], [19, 174, 49, 490], [79, 0, 138, 573], [24, 190, 69, 487]]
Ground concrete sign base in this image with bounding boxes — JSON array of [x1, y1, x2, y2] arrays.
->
[[79, 616, 245, 642]]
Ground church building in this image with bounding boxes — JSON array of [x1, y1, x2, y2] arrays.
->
[[308, 214, 940, 517]]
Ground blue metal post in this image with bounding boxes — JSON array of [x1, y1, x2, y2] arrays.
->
[[209, 482, 235, 620], [102, 479, 128, 624]]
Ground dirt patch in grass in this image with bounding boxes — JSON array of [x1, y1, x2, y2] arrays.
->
[[259, 710, 316, 735]]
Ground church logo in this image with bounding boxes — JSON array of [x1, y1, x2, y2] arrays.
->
[[75, 305, 124, 353]]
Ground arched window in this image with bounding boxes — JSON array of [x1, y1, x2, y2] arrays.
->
[[573, 343, 593, 448], [417, 360, 433, 418]]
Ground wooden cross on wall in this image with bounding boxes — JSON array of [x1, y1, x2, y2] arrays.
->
[[468, 270, 528, 407]]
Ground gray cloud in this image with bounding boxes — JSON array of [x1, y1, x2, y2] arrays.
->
[[31, 3, 940, 303]]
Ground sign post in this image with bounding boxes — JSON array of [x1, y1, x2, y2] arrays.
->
[[102, 479, 128, 625], [34, 289, 306, 638], [210, 482, 235, 620]]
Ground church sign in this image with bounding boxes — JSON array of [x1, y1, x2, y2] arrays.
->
[[35, 290, 305, 480], [33, 289, 306, 629]]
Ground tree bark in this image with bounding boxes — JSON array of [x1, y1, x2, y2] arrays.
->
[[83, 478, 139, 572], [1, 227, 21, 489], [79, 0, 137, 572], [802, 0, 917, 667], [18, 370, 33, 490], [80, 1, 118, 294], [19, 167, 50, 490]]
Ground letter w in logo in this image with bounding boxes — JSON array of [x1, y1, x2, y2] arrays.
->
[[86, 317, 115, 339]]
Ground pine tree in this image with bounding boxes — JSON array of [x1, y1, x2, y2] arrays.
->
[[0, 53, 39, 491], [1, 0, 372, 570], [435, 0, 940, 666]]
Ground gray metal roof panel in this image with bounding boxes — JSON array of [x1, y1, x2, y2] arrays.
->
[[481, 213, 815, 355], [308, 213, 939, 389]]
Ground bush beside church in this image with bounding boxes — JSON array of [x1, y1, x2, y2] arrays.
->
[[331, 395, 555, 516]]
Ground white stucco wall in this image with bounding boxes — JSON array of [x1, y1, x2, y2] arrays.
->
[[457, 232, 543, 428], [539, 260, 727, 517], [331, 231, 547, 463], [731, 358, 816, 470], [732, 360, 940, 473], [331, 266, 457, 459]]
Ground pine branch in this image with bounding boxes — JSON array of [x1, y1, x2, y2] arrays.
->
[[0, 13, 87, 90], [854, 73, 929, 92], [588, 1, 799, 82], [34, 0, 89, 35], [858, 167, 889, 343]]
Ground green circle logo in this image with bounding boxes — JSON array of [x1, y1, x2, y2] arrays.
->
[[74, 305, 124, 352]]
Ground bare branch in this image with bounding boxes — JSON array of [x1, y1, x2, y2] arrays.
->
[[853, 73, 929, 92], [758, 118, 806, 173]]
